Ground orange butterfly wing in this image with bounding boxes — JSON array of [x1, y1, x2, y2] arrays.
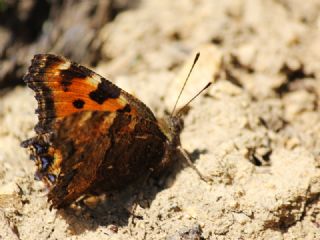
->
[[24, 54, 156, 133]]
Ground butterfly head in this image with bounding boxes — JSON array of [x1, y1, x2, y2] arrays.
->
[[162, 52, 211, 147], [158, 114, 184, 148], [169, 114, 184, 146]]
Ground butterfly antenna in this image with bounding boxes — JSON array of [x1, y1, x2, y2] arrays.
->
[[175, 82, 212, 117], [171, 52, 200, 117]]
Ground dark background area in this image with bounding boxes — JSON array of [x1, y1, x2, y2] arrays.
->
[[0, 0, 135, 89]]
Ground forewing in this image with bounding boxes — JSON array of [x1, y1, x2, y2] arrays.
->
[[23, 54, 156, 134]]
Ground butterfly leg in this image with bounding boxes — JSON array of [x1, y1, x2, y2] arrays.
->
[[177, 146, 212, 183]]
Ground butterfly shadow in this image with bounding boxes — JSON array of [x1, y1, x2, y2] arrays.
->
[[57, 147, 208, 235]]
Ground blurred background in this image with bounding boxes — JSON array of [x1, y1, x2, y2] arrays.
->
[[0, 0, 137, 89], [1, 0, 320, 95]]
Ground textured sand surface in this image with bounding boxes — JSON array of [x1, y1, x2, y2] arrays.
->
[[1, 0, 320, 239]]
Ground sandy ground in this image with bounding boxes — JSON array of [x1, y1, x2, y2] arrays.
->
[[1, 0, 320, 239]]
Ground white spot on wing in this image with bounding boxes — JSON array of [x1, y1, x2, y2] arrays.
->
[[58, 61, 71, 70]]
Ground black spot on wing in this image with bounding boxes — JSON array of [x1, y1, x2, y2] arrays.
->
[[117, 104, 131, 113], [73, 99, 85, 109], [60, 63, 93, 91], [44, 55, 63, 68], [89, 78, 120, 104]]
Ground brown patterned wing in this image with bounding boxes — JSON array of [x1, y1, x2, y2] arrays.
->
[[21, 54, 168, 208], [46, 111, 115, 208], [46, 111, 167, 208]]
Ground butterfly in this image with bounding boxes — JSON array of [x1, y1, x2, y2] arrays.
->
[[21, 53, 210, 209]]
